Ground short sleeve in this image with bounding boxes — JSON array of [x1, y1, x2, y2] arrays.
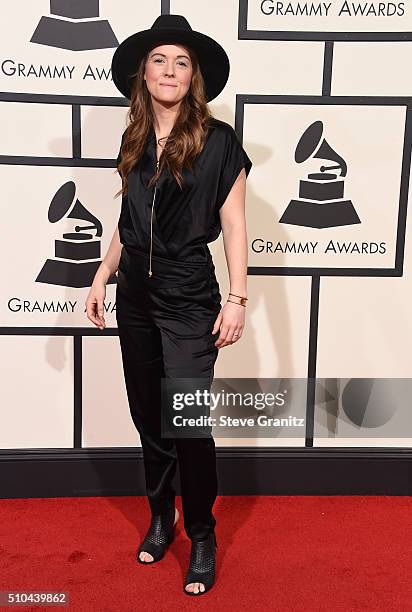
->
[[216, 126, 253, 209]]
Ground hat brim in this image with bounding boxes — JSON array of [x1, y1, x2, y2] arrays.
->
[[111, 28, 230, 102]]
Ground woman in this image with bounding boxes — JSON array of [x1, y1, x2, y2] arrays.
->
[[85, 14, 252, 596]]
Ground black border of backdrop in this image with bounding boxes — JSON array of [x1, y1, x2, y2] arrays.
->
[[0, 0, 411, 497]]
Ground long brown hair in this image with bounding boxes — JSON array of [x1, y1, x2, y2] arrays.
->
[[115, 45, 214, 198]]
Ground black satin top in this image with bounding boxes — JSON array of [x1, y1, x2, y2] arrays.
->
[[117, 117, 252, 263]]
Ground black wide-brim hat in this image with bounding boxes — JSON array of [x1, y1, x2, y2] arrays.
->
[[111, 14, 230, 102]]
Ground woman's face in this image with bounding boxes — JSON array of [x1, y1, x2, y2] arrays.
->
[[143, 43, 193, 106]]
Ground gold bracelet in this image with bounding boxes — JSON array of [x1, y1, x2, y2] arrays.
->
[[229, 292, 248, 300], [228, 293, 248, 306], [227, 299, 246, 307]]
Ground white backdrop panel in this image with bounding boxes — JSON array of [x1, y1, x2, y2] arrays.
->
[[82, 336, 141, 448], [333, 42, 412, 96], [0, 165, 120, 327], [0, 335, 73, 448], [213, 273, 311, 379], [81, 104, 128, 159], [0, 101, 72, 156], [245, 102, 404, 270]]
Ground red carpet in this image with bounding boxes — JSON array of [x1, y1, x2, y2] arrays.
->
[[1, 495, 411, 611]]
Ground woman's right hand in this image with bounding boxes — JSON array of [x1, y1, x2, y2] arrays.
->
[[85, 280, 107, 330]]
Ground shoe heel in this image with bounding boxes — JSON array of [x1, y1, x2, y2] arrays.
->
[[167, 526, 176, 545]]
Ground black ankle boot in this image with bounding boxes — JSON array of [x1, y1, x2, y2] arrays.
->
[[183, 532, 217, 595], [137, 507, 177, 564]]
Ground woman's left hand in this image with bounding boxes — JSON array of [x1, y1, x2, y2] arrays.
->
[[212, 301, 245, 348]]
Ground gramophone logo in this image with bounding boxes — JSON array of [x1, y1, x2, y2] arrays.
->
[[30, 0, 119, 51], [279, 120, 361, 229], [36, 181, 117, 288]]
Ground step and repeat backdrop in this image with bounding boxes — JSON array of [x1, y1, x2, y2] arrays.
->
[[1, 0, 412, 451]]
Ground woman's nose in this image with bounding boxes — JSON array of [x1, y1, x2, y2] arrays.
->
[[164, 61, 175, 76]]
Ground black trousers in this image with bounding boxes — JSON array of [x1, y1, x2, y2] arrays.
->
[[115, 245, 221, 541]]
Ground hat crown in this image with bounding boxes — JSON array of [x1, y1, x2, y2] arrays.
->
[[150, 14, 192, 32]]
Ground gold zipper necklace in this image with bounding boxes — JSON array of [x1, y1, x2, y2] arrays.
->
[[148, 158, 160, 277]]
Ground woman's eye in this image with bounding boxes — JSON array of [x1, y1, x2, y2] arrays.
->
[[153, 58, 188, 67]]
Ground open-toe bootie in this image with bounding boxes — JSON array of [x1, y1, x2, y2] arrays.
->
[[183, 532, 217, 595], [137, 507, 177, 564]]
